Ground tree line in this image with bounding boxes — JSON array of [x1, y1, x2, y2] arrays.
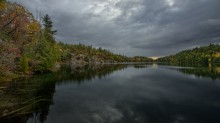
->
[[157, 44, 220, 64]]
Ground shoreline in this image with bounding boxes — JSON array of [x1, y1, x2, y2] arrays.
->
[[0, 62, 154, 82]]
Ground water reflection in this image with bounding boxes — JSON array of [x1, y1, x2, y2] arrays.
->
[[160, 63, 220, 80], [0, 64, 220, 123], [0, 64, 128, 123]]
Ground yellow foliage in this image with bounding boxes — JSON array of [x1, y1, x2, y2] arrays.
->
[[0, 2, 6, 10], [213, 52, 220, 58], [25, 21, 40, 42], [215, 67, 220, 74], [26, 21, 40, 33]]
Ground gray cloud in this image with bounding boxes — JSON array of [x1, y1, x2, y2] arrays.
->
[[9, 0, 220, 57]]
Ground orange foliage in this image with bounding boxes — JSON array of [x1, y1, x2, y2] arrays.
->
[[0, 3, 36, 45]]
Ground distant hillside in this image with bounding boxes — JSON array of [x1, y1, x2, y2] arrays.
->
[[157, 44, 220, 64]]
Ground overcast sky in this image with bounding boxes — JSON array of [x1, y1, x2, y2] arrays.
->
[[10, 0, 220, 57]]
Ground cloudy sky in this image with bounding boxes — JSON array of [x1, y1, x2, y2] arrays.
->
[[10, 0, 220, 57]]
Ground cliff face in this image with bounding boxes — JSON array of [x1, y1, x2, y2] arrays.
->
[[69, 53, 116, 67]]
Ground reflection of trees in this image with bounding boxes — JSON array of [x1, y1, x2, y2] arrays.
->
[[0, 74, 57, 123], [0, 64, 128, 123], [157, 62, 209, 68], [178, 67, 220, 80], [133, 65, 149, 69], [163, 63, 220, 80]]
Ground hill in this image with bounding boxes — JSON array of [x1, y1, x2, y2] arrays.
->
[[157, 44, 220, 64]]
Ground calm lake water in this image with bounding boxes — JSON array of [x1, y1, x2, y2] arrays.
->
[[1, 64, 220, 123]]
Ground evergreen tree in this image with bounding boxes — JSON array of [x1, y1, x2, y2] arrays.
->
[[42, 14, 57, 43]]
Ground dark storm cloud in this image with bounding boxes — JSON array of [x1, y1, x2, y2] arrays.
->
[[9, 0, 220, 57]]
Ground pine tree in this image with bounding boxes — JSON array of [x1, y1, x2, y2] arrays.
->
[[42, 14, 57, 43]]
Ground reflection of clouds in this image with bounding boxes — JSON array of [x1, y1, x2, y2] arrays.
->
[[45, 66, 220, 123], [91, 105, 123, 122], [173, 115, 185, 123], [73, 101, 123, 123], [92, 114, 104, 123], [104, 106, 123, 121]]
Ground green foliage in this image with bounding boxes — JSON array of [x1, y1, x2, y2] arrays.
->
[[18, 14, 61, 73], [42, 14, 57, 44], [130, 56, 153, 62], [157, 44, 220, 64], [58, 43, 152, 63], [19, 56, 29, 73], [26, 36, 60, 72]]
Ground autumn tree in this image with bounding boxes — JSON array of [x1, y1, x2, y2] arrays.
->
[[0, 3, 34, 45]]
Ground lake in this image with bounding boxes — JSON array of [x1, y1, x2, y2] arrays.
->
[[1, 64, 220, 123]]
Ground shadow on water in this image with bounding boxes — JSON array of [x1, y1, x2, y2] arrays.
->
[[0, 64, 128, 123], [0, 63, 220, 123]]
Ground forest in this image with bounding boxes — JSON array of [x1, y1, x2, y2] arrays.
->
[[0, 1, 152, 81], [157, 44, 220, 65]]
